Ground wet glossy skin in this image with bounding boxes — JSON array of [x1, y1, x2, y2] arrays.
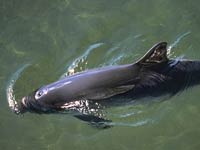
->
[[20, 42, 200, 113], [34, 64, 140, 104]]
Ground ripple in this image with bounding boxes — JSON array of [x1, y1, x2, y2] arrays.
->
[[105, 118, 155, 127], [168, 31, 191, 57], [61, 42, 104, 77], [118, 110, 143, 118], [6, 63, 31, 114]]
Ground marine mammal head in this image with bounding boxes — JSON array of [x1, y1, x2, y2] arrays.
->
[[19, 95, 55, 113]]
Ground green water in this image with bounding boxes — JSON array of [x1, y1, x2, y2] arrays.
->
[[1, 0, 200, 149]]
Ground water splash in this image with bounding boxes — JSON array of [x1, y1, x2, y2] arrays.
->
[[61, 100, 100, 113], [167, 31, 191, 56], [6, 63, 31, 114]]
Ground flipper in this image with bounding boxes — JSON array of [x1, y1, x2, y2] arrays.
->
[[74, 114, 112, 129], [86, 85, 135, 100], [137, 42, 169, 65]]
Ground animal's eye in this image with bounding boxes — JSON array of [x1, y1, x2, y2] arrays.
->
[[38, 91, 43, 96], [35, 88, 48, 99]]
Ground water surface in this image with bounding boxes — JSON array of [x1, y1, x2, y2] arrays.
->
[[1, 0, 200, 150]]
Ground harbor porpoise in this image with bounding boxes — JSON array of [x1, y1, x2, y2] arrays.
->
[[13, 42, 200, 128]]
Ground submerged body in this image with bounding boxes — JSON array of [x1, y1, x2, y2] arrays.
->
[[14, 42, 200, 127]]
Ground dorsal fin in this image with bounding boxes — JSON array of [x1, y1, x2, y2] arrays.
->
[[137, 42, 168, 65]]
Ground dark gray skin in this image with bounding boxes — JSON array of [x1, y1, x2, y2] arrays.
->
[[16, 42, 200, 128], [19, 42, 168, 112]]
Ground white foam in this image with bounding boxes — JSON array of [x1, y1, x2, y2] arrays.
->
[[6, 63, 31, 114]]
